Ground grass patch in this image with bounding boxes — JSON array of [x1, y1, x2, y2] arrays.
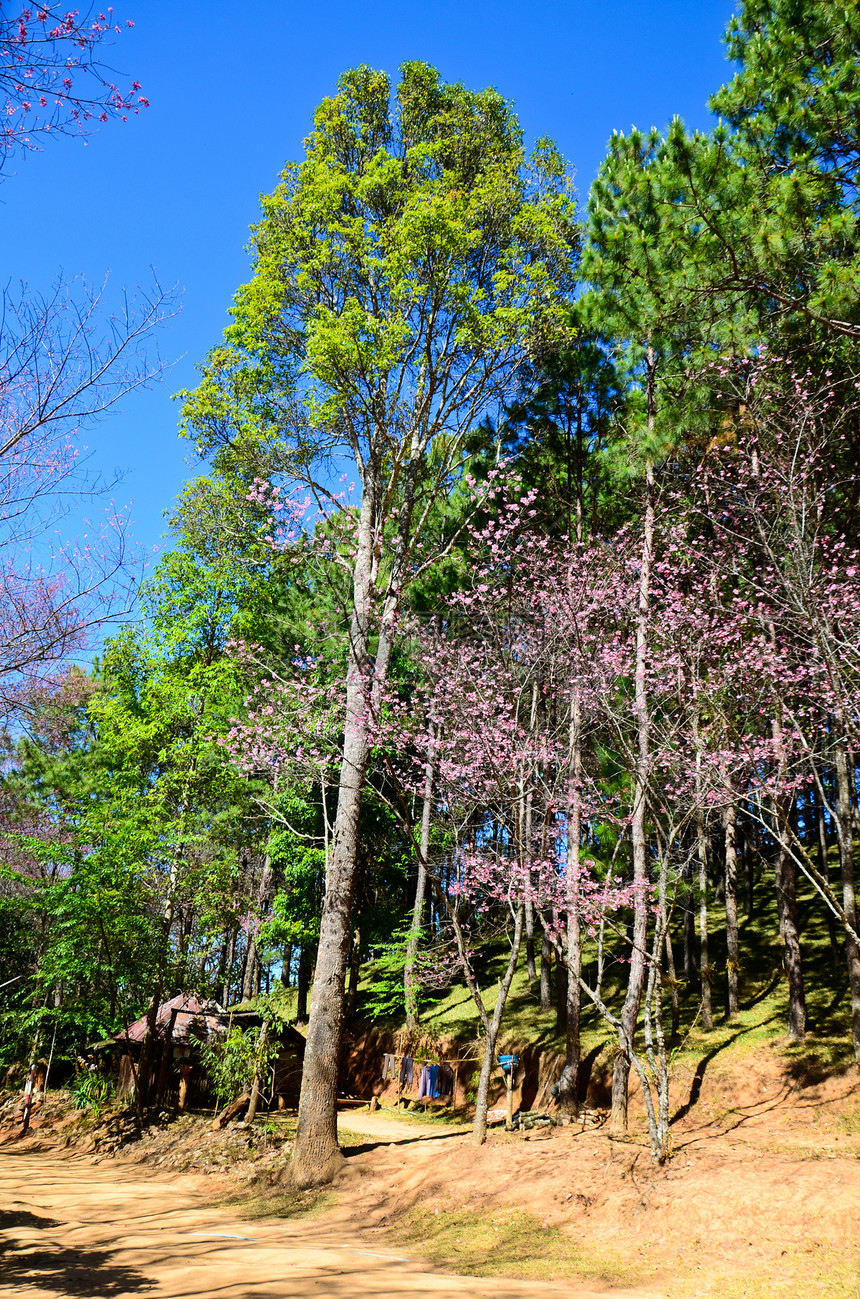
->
[[675, 1245, 860, 1299], [387, 1205, 640, 1284], [220, 1182, 335, 1221]]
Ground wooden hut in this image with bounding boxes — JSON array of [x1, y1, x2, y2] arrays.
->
[[115, 994, 306, 1110]]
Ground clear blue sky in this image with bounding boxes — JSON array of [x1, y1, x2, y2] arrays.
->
[[1, 0, 736, 564]]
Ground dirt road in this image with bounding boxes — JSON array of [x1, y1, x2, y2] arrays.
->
[[0, 1141, 665, 1299]]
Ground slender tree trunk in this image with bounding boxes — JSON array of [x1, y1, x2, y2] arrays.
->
[[242, 940, 259, 1004], [775, 840, 806, 1041], [221, 929, 236, 1008], [611, 449, 654, 1135], [242, 848, 275, 1004], [724, 801, 740, 1017], [540, 935, 552, 1011], [525, 900, 537, 982], [405, 720, 436, 1030], [559, 691, 583, 1107], [346, 928, 360, 1019], [472, 905, 525, 1145], [555, 953, 568, 1031], [814, 782, 840, 971], [136, 988, 162, 1110], [742, 823, 755, 917], [696, 804, 714, 1031], [835, 738, 860, 1064], [683, 868, 698, 983], [770, 709, 806, 1042], [245, 1023, 268, 1126], [664, 925, 680, 1041], [296, 948, 312, 1025]]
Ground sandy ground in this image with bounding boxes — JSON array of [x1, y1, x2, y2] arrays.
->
[[4, 1056, 860, 1299], [0, 1128, 664, 1299]]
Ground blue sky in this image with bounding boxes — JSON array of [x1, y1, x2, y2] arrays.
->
[[2, 0, 735, 564]]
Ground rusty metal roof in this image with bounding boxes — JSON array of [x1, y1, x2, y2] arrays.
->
[[116, 994, 228, 1046]]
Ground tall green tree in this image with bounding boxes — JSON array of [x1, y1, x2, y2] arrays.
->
[[181, 61, 578, 1185]]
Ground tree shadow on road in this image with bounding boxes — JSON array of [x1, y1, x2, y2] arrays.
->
[[0, 1208, 152, 1295]]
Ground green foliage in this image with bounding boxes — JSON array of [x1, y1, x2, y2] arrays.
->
[[69, 1069, 113, 1113], [363, 926, 413, 1022], [199, 1024, 279, 1103]]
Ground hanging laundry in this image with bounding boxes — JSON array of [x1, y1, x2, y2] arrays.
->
[[437, 1062, 454, 1097], [381, 1052, 397, 1081], [427, 1064, 440, 1097], [418, 1063, 431, 1099], [399, 1055, 414, 1087]]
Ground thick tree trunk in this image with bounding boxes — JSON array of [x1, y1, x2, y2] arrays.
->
[[834, 739, 860, 1064], [611, 453, 654, 1135], [724, 801, 740, 1017], [290, 473, 398, 1187]]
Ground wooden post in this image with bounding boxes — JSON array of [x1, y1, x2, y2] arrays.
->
[[20, 1062, 36, 1135], [155, 1007, 179, 1104], [505, 1065, 515, 1131], [178, 1064, 192, 1111]]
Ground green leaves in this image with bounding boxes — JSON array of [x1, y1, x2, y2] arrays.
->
[[182, 61, 579, 494]]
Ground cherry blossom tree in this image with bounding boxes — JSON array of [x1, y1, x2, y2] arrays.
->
[[0, 275, 171, 723], [1, 4, 146, 172]]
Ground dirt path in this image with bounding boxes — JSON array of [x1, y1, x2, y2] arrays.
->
[[0, 1144, 665, 1299], [337, 1107, 469, 1143]]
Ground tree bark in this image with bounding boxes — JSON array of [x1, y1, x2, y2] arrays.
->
[[775, 842, 806, 1041], [610, 451, 654, 1135], [813, 780, 840, 970], [664, 925, 680, 1041], [539, 935, 552, 1012], [290, 467, 402, 1187], [471, 905, 525, 1145], [683, 871, 698, 983], [296, 947, 312, 1025], [724, 801, 740, 1017], [559, 690, 583, 1107], [695, 803, 714, 1031], [245, 1023, 268, 1126], [405, 721, 435, 1031], [136, 988, 162, 1110], [346, 928, 360, 1020], [555, 953, 568, 1032], [221, 929, 236, 1007], [834, 738, 860, 1064]]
